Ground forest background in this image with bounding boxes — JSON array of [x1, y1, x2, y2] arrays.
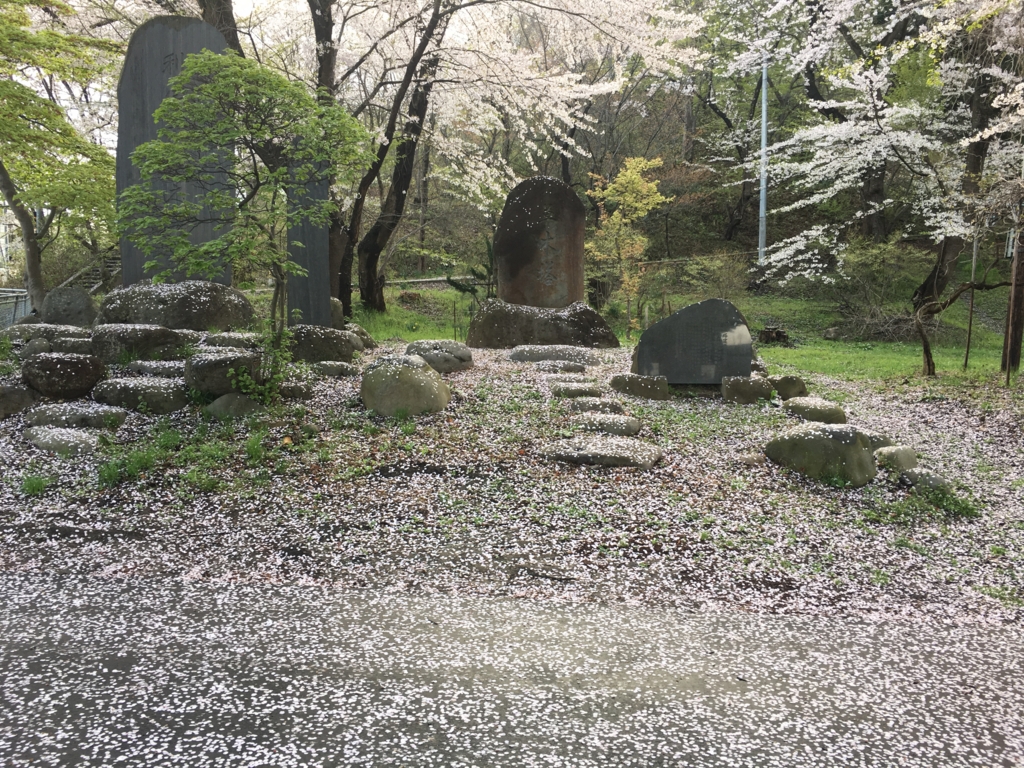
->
[[2, 0, 1023, 378]]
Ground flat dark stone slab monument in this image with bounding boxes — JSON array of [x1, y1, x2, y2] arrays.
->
[[286, 175, 331, 327], [117, 16, 230, 286], [494, 177, 585, 308], [636, 299, 752, 384]]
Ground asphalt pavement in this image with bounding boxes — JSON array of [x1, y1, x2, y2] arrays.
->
[[0, 574, 1020, 767]]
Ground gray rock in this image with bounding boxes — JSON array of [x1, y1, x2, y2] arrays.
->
[[722, 376, 774, 404], [205, 332, 261, 349], [509, 345, 599, 366], [467, 300, 619, 349], [97, 281, 254, 331], [535, 360, 586, 373], [609, 373, 670, 400], [859, 428, 895, 452], [185, 349, 261, 397], [765, 423, 877, 487], [127, 360, 186, 378], [18, 338, 51, 360], [768, 375, 808, 400], [25, 403, 127, 429], [279, 380, 314, 400], [405, 340, 473, 373], [346, 323, 376, 350], [566, 397, 625, 415], [314, 361, 359, 377], [360, 354, 451, 418], [91, 324, 182, 364], [783, 396, 847, 424], [92, 377, 188, 414], [544, 374, 595, 385], [50, 337, 94, 355], [551, 383, 603, 398], [1, 323, 92, 342], [875, 445, 918, 472], [737, 452, 767, 466], [751, 357, 769, 375], [539, 436, 662, 469], [203, 393, 266, 420], [25, 426, 99, 455], [575, 412, 642, 436], [329, 299, 377, 350], [22, 353, 105, 399], [40, 286, 97, 327], [14, 313, 41, 325], [290, 324, 360, 363], [174, 329, 205, 347], [823, 327, 841, 341], [0, 384, 39, 419], [902, 467, 951, 492]]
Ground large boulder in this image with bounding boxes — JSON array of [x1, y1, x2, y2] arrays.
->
[[539, 436, 662, 469], [509, 345, 599, 366], [91, 324, 183, 364], [127, 360, 186, 378], [40, 286, 97, 327], [0, 384, 40, 419], [783, 396, 847, 424], [49, 337, 94, 355], [722, 376, 773, 404], [768, 375, 808, 400], [185, 349, 262, 397], [290, 324, 360, 363], [17, 338, 51, 360], [405, 340, 473, 373], [205, 331, 261, 349], [328, 298, 377, 350], [97, 280, 254, 331], [1, 323, 92, 342], [346, 323, 376, 350], [609, 373, 670, 401], [24, 426, 99, 456], [92, 377, 188, 414], [21, 353, 105, 399], [765, 424, 877, 487], [467, 300, 619, 349], [203, 393, 266, 420], [360, 354, 451, 418], [25, 402, 127, 429]]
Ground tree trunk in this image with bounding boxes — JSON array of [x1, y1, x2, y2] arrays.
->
[[197, 0, 244, 55], [357, 73, 434, 312], [915, 312, 936, 377], [860, 165, 887, 242], [328, 215, 348, 306], [1002, 229, 1024, 374], [0, 158, 45, 311], [724, 173, 754, 241]]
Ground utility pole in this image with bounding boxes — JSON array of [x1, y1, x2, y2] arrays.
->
[[758, 55, 768, 267]]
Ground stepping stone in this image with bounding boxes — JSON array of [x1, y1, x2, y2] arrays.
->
[[21, 352, 106, 399], [315, 361, 359, 377], [575, 413, 641, 436], [722, 376, 773, 404], [203, 393, 266, 420], [551, 383, 602, 398], [279, 380, 314, 400], [566, 397, 625, 415], [768, 374, 807, 400], [902, 467, 951, 492], [509, 345, 599, 366], [783, 396, 846, 424], [536, 360, 586, 373], [25, 403, 127, 429], [539, 436, 662, 469], [875, 445, 918, 472], [858, 427, 894, 451], [25, 426, 99, 456], [765, 423, 876, 487], [405, 340, 473, 373], [93, 377, 188, 415], [18, 338, 51, 360], [609, 373, 670, 400], [127, 360, 186, 378]]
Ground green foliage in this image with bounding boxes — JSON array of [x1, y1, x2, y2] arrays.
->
[[226, 322, 294, 404], [864, 487, 978, 527], [446, 236, 495, 306], [119, 50, 370, 337], [20, 474, 50, 496]]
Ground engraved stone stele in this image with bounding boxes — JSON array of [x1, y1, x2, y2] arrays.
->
[[636, 299, 752, 385], [494, 177, 585, 308], [286, 174, 331, 326], [117, 16, 230, 286]]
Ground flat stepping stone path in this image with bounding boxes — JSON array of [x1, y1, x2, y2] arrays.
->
[[551, 383, 602, 398], [784, 396, 847, 424], [127, 360, 186, 378], [540, 435, 662, 469], [93, 377, 188, 415], [25, 403, 127, 429], [509, 345, 599, 366], [24, 426, 99, 456], [575, 412, 641, 436], [566, 397, 625, 414], [609, 373, 670, 400], [535, 360, 586, 373]]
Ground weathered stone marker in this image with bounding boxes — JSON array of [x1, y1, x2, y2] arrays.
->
[[635, 299, 752, 384], [494, 177, 585, 308], [117, 16, 230, 286], [286, 175, 331, 326]]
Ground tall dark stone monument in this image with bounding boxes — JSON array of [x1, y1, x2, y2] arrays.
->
[[636, 299, 752, 384], [117, 16, 230, 286], [494, 177, 585, 308], [286, 176, 332, 327]]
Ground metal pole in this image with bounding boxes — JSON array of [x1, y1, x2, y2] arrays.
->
[[758, 56, 768, 267]]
